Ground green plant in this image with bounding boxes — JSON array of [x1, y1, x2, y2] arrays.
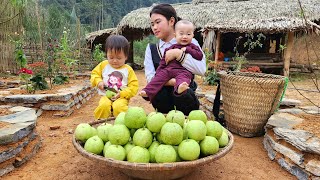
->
[[53, 74, 69, 85], [205, 71, 219, 86], [233, 33, 266, 71], [204, 48, 213, 72], [60, 29, 78, 73], [92, 44, 105, 62], [30, 74, 49, 90], [10, 36, 27, 69]]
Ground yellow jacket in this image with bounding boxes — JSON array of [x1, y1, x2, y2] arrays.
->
[[90, 60, 138, 99]]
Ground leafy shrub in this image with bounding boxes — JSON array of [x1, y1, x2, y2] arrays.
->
[[30, 74, 49, 90], [53, 74, 69, 85]]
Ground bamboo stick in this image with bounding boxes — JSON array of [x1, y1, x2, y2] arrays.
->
[[283, 31, 294, 77]]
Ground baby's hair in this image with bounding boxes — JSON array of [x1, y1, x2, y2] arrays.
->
[[105, 35, 130, 57], [175, 19, 195, 31]]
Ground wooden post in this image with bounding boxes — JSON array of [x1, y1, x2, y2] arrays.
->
[[214, 31, 221, 68], [283, 31, 294, 77]]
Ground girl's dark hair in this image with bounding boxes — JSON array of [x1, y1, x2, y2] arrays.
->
[[105, 35, 130, 57], [150, 4, 181, 26]]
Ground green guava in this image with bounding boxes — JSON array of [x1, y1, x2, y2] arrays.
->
[[148, 141, 160, 163], [75, 123, 94, 143], [200, 136, 219, 156], [178, 139, 200, 161], [155, 144, 176, 163], [103, 141, 112, 156], [166, 109, 185, 127], [133, 128, 153, 148], [114, 112, 126, 125], [124, 107, 147, 129], [127, 146, 150, 163], [146, 112, 166, 133], [124, 142, 135, 155], [188, 110, 208, 124], [84, 135, 104, 155], [104, 144, 126, 161], [106, 90, 117, 98], [108, 124, 130, 145], [218, 131, 229, 148], [160, 122, 183, 145], [206, 121, 223, 139], [187, 120, 207, 141], [97, 123, 113, 142]]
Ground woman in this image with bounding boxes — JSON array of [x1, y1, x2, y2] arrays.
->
[[143, 3, 206, 115]]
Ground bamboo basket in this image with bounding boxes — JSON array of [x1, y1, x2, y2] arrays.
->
[[72, 119, 234, 180], [218, 71, 286, 137]]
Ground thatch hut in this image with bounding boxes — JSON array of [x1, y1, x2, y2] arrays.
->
[[201, 0, 320, 76], [85, 28, 117, 50], [0, 0, 24, 73], [116, 0, 320, 75]]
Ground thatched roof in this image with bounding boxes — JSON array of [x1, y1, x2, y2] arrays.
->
[[85, 28, 117, 47], [117, 0, 320, 39]]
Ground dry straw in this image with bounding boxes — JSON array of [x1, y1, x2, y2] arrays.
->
[[218, 71, 286, 137], [117, 0, 320, 37], [73, 119, 234, 180]]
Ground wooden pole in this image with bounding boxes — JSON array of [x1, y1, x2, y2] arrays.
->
[[283, 31, 294, 77], [214, 31, 221, 69], [35, 0, 43, 60]]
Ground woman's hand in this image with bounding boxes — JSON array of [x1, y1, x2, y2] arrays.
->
[[164, 78, 176, 86], [97, 81, 104, 90], [165, 49, 183, 64]]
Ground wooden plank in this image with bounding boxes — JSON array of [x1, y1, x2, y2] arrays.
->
[[283, 31, 294, 76], [214, 31, 221, 68]]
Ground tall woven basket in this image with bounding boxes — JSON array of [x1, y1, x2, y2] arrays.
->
[[218, 71, 287, 137]]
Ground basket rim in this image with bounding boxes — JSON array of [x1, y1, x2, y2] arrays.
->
[[218, 71, 286, 80], [72, 119, 234, 171]]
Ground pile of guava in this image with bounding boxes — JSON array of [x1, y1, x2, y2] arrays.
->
[[74, 107, 229, 163]]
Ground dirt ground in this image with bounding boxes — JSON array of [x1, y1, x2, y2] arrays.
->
[[3, 70, 320, 180]]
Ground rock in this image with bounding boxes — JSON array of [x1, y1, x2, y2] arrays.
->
[[278, 108, 304, 114], [266, 113, 304, 129], [9, 106, 30, 113], [265, 134, 304, 165], [263, 135, 276, 160], [274, 128, 320, 155], [280, 98, 302, 107], [49, 126, 60, 130], [0, 164, 15, 177], [0, 132, 38, 163], [0, 109, 37, 145], [277, 158, 309, 180], [306, 160, 320, 176], [4, 94, 51, 103], [0, 91, 11, 96], [300, 106, 320, 114]]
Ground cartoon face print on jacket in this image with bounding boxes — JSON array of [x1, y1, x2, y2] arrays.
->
[[105, 71, 123, 91]]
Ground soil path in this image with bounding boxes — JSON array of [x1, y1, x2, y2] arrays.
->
[[3, 70, 295, 180]]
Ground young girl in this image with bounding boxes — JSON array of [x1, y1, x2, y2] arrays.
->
[[90, 35, 138, 120], [143, 4, 206, 115]]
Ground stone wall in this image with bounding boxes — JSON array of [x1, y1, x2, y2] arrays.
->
[[0, 83, 97, 117], [0, 107, 41, 177], [264, 110, 320, 180]]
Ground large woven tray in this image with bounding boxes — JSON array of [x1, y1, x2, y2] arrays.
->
[[72, 119, 234, 180]]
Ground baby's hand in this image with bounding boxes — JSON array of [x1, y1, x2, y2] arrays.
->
[[97, 81, 104, 90], [181, 47, 186, 51], [111, 92, 120, 101]]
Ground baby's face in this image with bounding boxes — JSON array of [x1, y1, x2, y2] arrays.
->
[[175, 23, 194, 46], [107, 49, 127, 69]]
